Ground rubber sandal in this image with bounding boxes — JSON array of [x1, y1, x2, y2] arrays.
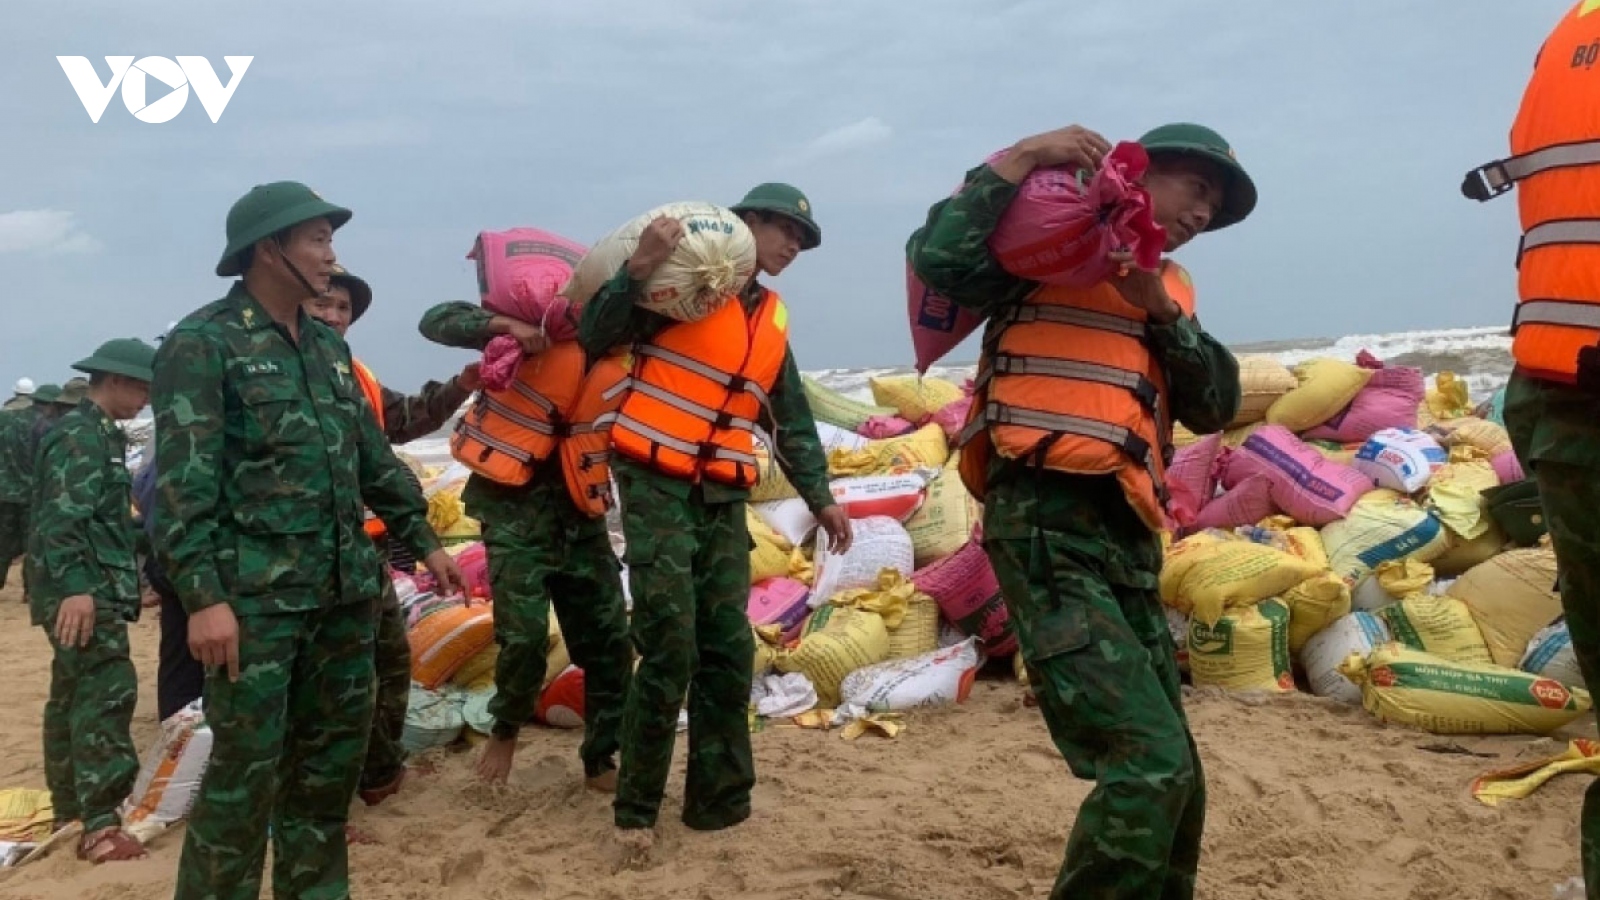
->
[[78, 828, 146, 864]]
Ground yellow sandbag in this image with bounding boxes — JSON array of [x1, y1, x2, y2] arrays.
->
[[1447, 547, 1565, 668], [1448, 444, 1493, 465], [1159, 532, 1321, 626], [1321, 490, 1449, 586], [750, 447, 800, 502], [749, 509, 793, 583], [1431, 520, 1507, 578], [904, 467, 979, 567], [753, 625, 781, 678], [450, 644, 500, 690], [1171, 423, 1201, 448], [777, 605, 891, 706], [439, 515, 481, 543], [1427, 461, 1500, 541], [1188, 598, 1294, 693], [1341, 644, 1591, 735], [1230, 355, 1298, 428], [1425, 372, 1473, 423], [1378, 594, 1493, 666], [426, 488, 464, 535], [1256, 517, 1332, 570], [1266, 358, 1374, 432], [828, 424, 948, 476], [544, 617, 570, 689], [0, 789, 53, 843], [1472, 739, 1600, 806], [1285, 573, 1353, 655], [832, 572, 940, 661], [1222, 422, 1264, 448], [787, 546, 815, 586], [1376, 559, 1435, 598], [1433, 417, 1513, 458], [802, 374, 895, 431], [869, 375, 964, 422]]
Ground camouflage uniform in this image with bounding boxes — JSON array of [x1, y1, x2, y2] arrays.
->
[[1504, 373, 1600, 884], [0, 405, 40, 590], [27, 399, 143, 834], [419, 302, 633, 776], [154, 277, 440, 899], [908, 155, 1245, 899], [579, 275, 835, 830]]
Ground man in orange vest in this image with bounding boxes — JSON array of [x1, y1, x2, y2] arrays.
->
[[304, 266, 479, 810], [1464, 3, 1600, 890], [909, 123, 1255, 900], [580, 184, 853, 849]]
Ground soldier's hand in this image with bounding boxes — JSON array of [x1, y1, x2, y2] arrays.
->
[[189, 603, 241, 682], [817, 505, 854, 555], [423, 549, 468, 600], [457, 363, 483, 393], [1109, 253, 1182, 325], [626, 217, 684, 280], [54, 595, 95, 648], [994, 125, 1112, 184]]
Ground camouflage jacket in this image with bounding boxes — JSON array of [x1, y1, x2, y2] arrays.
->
[[375, 375, 472, 445], [151, 283, 441, 617], [907, 163, 1244, 582], [0, 406, 39, 504], [25, 400, 140, 626], [577, 273, 835, 514], [417, 301, 606, 539]]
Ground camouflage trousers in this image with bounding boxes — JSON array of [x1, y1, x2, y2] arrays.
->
[[481, 517, 632, 777], [43, 619, 139, 833], [361, 574, 410, 793], [985, 527, 1204, 900], [173, 600, 375, 900], [613, 464, 755, 831], [0, 501, 26, 592], [1505, 373, 1600, 895]]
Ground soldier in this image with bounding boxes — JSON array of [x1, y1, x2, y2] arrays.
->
[[908, 123, 1255, 899], [3, 377, 35, 411], [0, 383, 61, 599], [27, 338, 158, 863], [303, 264, 478, 807], [579, 183, 853, 842], [418, 298, 634, 789], [152, 181, 466, 900]]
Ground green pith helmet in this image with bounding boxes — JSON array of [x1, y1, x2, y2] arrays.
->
[[730, 183, 821, 250], [30, 384, 62, 405], [216, 181, 353, 277], [328, 264, 373, 323], [71, 339, 158, 383], [1138, 123, 1258, 231]]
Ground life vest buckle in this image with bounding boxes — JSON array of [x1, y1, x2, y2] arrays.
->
[[1461, 160, 1513, 202]]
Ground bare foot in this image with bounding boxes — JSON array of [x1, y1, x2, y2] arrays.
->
[[586, 769, 619, 793], [78, 827, 146, 863], [475, 735, 517, 784], [609, 826, 654, 872]]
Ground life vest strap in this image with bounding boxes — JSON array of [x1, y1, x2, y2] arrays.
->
[[567, 411, 619, 436], [1463, 139, 1600, 201], [635, 345, 773, 411], [992, 303, 1150, 340], [478, 394, 558, 437], [1519, 219, 1600, 264], [1512, 298, 1600, 333], [455, 422, 536, 464], [959, 400, 1168, 502], [614, 414, 759, 468], [977, 354, 1160, 413], [626, 380, 759, 434], [506, 379, 558, 416]]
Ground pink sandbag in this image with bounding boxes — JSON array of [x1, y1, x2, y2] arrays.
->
[[860, 414, 918, 439], [479, 334, 523, 391], [748, 578, 812, 630], [910, 540, 1016, 656], [453, 542, 491, 600], [930, 395, 974, 444], [1303, 351, 1424, 443], [1192, 474, 1278, 531], [1221, 426, 1374, 526], [1165, 433, 1225, 528], [908, 266, 987, 375], [1492, 450, 1525, 485], [470, 228, 587, 335], [988, 141, 1166, 286]]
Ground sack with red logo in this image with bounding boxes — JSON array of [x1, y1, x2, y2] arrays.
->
[[1339, 643, 1592, 735], [470, 228, 589, 389]]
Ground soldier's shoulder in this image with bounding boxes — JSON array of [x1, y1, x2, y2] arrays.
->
[[168, 298, 242, 337]]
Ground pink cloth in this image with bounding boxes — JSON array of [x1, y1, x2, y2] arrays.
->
[[1165, 433, 1225, 528], [480, 334, 524, 392], [1492, 450, 1525, 485], [988, 141, 1166, 286], [1221, 426, 1374, 526], [859, 414, 918, 439], [930, 396, 974, 444], [1303, 351, 1424, 443], [748, 578, 812, 630]]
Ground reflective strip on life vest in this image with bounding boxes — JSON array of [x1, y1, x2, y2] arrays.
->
[[455, 422, 536, 464], [1463, 138, 1600, 200], [611, 413, 760, 467], [1519, 218, 1600, 259], [478, 394, 559, 437], [1512, 298, 1600, 332], [634, 345, 773, 411], [991, 303, 1151, 340], [507, 378, 558, 416], [959, 400, 1167, 501], [976, 354, 1160, 412], [623, 379, 760, 434]]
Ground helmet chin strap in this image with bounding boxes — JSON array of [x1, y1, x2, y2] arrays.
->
[[274, 236, 323, 300]]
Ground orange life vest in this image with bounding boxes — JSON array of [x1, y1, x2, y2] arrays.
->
[[450, 341, 629, 517], [352, 358, 390, 540], [957, 260, 1197, 532], [1463, 0, 1600, 383], [610, 288, 789, 488]]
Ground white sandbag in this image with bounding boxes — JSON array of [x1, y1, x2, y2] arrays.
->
[[1302, 611, 1392, 705], [120, 700, 213, 838], [811, 516, 916, 605], [838, 637, 981, 713], [1352, 428, 1447, 494], [752, 498, 818, 546], [815, 421, 869, 454], [829, 471, 932, 522], [1520, 620, 1586, 690], [560, 202, 757, 322]]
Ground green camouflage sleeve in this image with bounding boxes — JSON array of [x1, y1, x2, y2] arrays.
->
[[769, 349, 836, 515], [577, 268, 671, 358], [151, 329, 230, 614], [379, 379, 470, 445], [1149, 317, 1242, 435], [356, 399, 442, 563], [906, 164, 1037, 316], [28, 421, 105, 602], [419, 301, 496, 350]]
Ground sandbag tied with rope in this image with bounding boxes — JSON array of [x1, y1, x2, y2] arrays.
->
[[449, 341, 630, 517], [956, 258, 1197, 533], [468, 227, 589, 390]]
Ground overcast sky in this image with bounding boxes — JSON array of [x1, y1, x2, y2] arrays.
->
[[0, 0, 1571, 391]]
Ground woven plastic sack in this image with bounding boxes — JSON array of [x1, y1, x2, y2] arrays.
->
[[929, 395, 974, 444], [907, 265, 986, 374], [828, 472, 931, 522], [120, 700, 212, 837], [828, 423, 949, 476], [752, 498, 817, 546], [1353, 428, 1448, 494], [860, 414, 917, 439], [1522, 621, 1585, 691], [1492, 450, 1525, 485], [1266, 358, 1374, 432], [1165, 433, 1224, 529], [410, 605, 495, 689], [1302, 351, 1423, 443], [748, 508, 794, 583], [1320, 490, 1448, 586], [1229, 356, 1298, 428], [910, 539, 1016, 655], [802, 375, 896, 430], [1448, 547, 1564, 668], [1380, 593, 1493, 666], [1220, 426, 1373, 526], [777, 605, 891, 707], [1341, 644, 1591, 735], [869, 376, 965, 424], [1159, 531, 1321, 626], [1303, 611, 1391, 704], [453, 542, 490, 601], [904, 465, 979, 567], [810, 516, 916, 602], [469, 227, 586, 337], [1284, 573, 1353, 655], [1426, 460, 1500, 541], [840, 638, 981, 713], [1187, 598, 1294, 693], [402, 684, 466, 754], [748, 577, 812, 631], [1431, 417, 1514, 458], [561, 202, 756, 322], [1192, 474, 1276, 531]]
